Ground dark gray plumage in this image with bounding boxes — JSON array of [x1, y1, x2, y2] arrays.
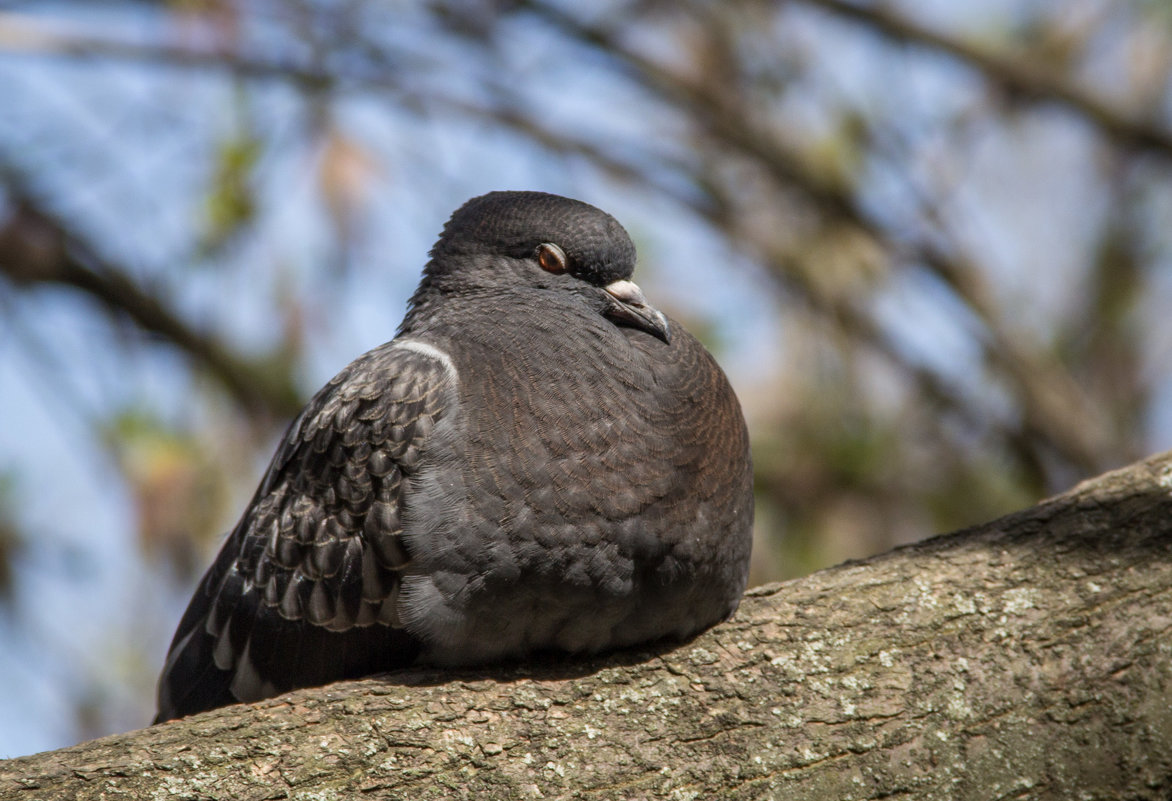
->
[[155, 191, 753, 722]]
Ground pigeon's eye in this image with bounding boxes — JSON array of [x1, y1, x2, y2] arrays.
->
[[536, 243, 568, 274]]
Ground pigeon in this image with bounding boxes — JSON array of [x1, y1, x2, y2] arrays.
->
[[154, 191, 753, 722]]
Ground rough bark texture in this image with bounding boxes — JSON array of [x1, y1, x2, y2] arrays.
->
[[4, 452, 1172, 800]]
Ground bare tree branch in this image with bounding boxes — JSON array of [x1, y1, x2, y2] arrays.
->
[[793, 0, 1172, 158], [0, 10, 335, 89], [4, 3, 1169, 160], [0, 191, 302, 420]]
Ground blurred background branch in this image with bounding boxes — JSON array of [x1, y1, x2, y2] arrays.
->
[[0, 0, 1169, 754], [797, 0, 1172, 157], [0, 175, 302, 418]]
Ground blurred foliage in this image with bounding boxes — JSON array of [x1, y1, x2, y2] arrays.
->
[[201, 129, 262, 255], [316, 126, 382, 259], [101, 410, 231, 582], [1, 0, 1172, 752]]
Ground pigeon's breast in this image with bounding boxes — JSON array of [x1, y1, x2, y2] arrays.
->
[[397, 305, 753, 664]]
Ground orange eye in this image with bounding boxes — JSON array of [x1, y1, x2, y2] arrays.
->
[[537, 242, 568, 274]]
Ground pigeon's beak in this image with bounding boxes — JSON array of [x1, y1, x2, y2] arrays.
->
[[603, 280, 672, 344]]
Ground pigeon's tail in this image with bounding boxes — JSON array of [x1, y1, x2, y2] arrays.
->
[[154, 527, 424, 723], [154, 575, 424, 723], [153, 626, 236, 724], [153, 558, 237, 721]]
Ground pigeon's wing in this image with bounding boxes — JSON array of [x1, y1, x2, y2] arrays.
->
[[155, 340, 458, 722]]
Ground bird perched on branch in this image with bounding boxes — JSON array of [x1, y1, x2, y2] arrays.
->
[[155, 191, 753, 722]]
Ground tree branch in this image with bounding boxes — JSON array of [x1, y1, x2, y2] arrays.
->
[[794, 0, 1172, 159], [0, 192, 303, 420], [3, 451, 1171, 799], [0, 10, 335, 89]]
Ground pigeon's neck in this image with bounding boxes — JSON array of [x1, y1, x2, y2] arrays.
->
[[398, 285, 439, 336], [399, 254, 545, 336], [397, 270, 486, 337]]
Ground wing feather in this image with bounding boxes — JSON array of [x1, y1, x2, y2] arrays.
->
[[155, 341, 455, 722]]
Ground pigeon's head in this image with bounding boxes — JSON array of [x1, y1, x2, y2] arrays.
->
[[421, 191, 671, 343]]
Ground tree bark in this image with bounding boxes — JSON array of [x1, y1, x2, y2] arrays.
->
[[4, 452, 1172, 800]]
